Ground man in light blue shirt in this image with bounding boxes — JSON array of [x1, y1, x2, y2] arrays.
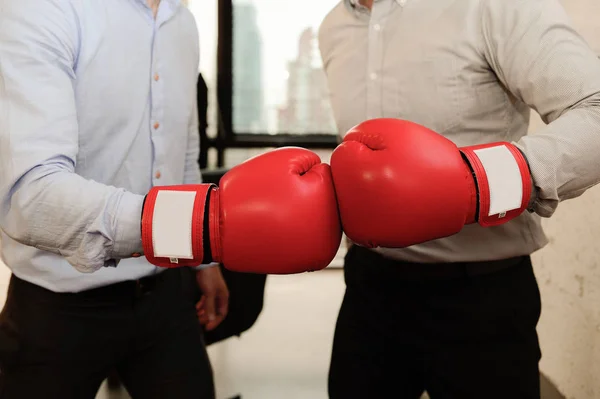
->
[[0, 0, 227, 397]]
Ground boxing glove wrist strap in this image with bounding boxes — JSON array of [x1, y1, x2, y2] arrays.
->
[[460, 142, 532, 227], [141, 184, 216, 268], [208, 188, 222, 264]]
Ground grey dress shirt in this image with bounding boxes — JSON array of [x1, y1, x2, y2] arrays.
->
[[319, 0, 600, 263]]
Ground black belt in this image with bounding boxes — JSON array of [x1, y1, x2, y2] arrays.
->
[[347, 245, 528, 279], [9, 271, 166, 303]]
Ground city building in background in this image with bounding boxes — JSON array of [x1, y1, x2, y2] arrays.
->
[[233, 2, 266, 133], [277, 28, 337, 135]]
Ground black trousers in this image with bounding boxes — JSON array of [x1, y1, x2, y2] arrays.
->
[[329, 246, 542, 399], [0, 268, 215, 399]]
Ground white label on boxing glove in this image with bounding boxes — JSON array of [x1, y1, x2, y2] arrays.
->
[[474, 146, 523, 216], [152, 191, 197, 259]]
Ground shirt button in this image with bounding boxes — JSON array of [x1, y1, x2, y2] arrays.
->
[[154, 74, 160, 82], [399, 0, 407, 6], [155, 171, 161, 179], [373, 24, 381, 31], [153, 122, 160, 130], [370, 72, 378, 80]]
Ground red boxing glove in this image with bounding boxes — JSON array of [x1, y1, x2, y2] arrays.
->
[[141, 147, 343, 274], [330, 118, 532, 248], [141, 184, 214, 268]]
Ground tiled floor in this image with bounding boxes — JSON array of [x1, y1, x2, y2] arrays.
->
[[206, 271, 346, 399]]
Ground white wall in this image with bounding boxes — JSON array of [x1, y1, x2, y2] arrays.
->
[[533, 1, 600, 397], [534, 185, 600, 399]]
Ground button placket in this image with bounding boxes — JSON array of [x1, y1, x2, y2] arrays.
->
[[366, 5, 386, 119], [150, 28, 165, 186]]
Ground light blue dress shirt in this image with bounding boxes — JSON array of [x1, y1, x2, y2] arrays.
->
[[0, 0, 209, 293]]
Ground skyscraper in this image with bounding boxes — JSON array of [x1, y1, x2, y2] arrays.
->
[[277, 27, 337, 135], [233, 2, 266, 133]]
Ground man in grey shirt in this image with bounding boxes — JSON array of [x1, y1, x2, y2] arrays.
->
[[319, 0, 600, 397]]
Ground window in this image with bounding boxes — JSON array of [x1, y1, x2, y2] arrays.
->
[[188, 0, 219, 142], [231, 0, 339, 136], [189, 0, 340, 168]]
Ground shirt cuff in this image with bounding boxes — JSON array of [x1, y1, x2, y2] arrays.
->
[[193, 262, 219, 271], [111, 191, 145, 259], [512, 142, 538, 212]]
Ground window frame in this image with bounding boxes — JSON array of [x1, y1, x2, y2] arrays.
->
[[211, 0, 338, 167]]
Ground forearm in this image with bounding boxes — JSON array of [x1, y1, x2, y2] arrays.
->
[[516, 99, 600, 217], [1, 159, 145, 273]]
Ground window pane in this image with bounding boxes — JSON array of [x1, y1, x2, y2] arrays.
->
[[233, 0, 339, 135], [188, 0, 219, 139]]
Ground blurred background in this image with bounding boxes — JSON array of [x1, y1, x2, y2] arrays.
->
[[1, 0, 600, 398]]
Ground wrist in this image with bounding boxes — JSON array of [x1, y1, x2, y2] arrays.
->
[[111, 192, 146, 260], [515, 147, 538, 212]]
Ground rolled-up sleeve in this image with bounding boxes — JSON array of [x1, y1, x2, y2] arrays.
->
[[0, 0, 144, 273], [481, 0, 600, 218]]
